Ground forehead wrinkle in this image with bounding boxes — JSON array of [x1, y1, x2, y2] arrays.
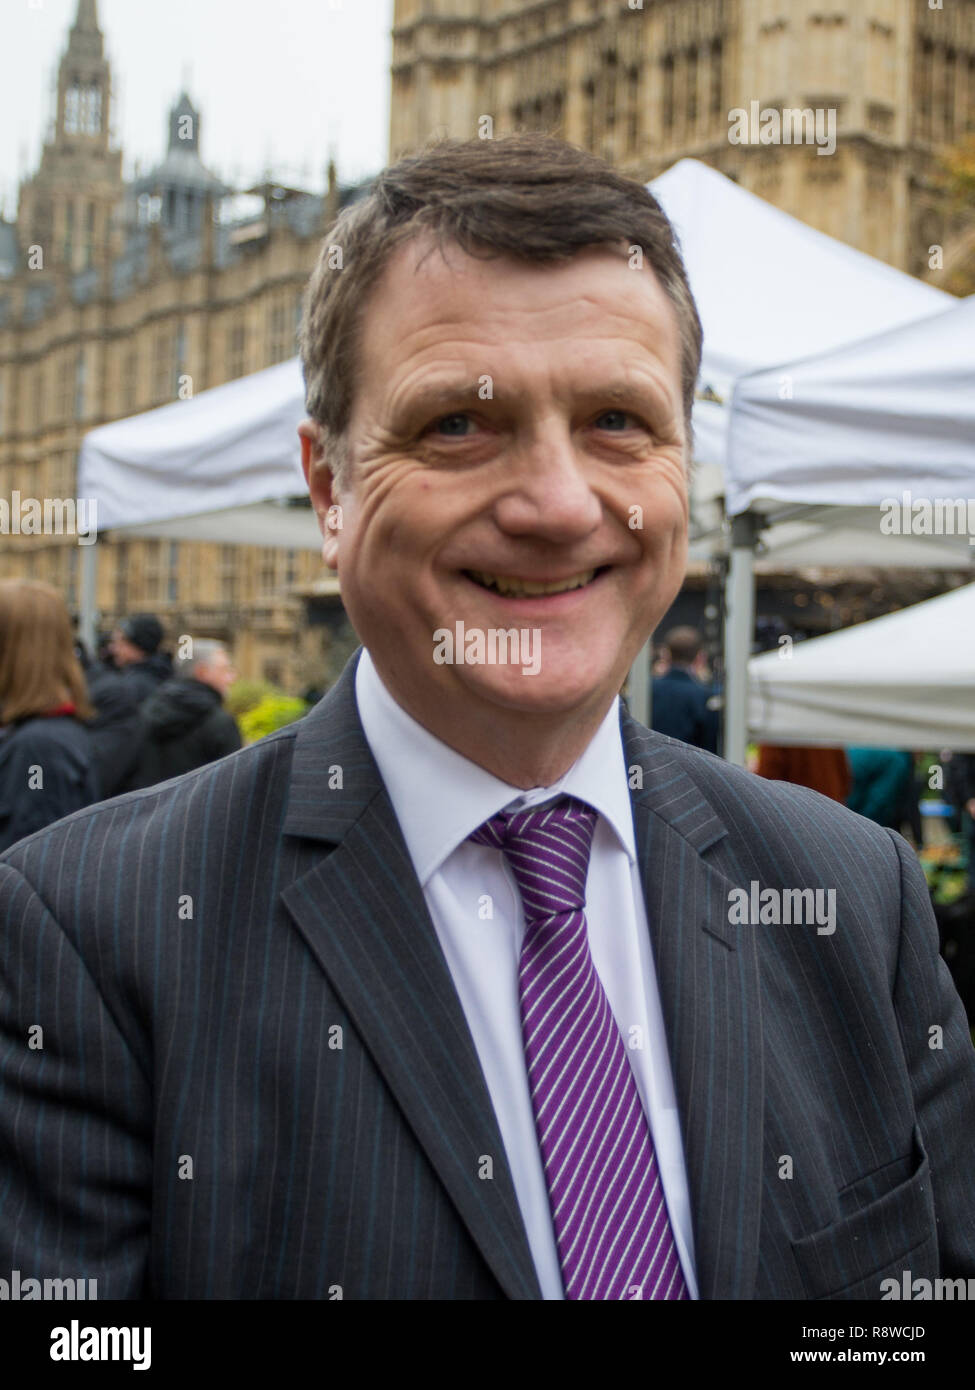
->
[[356, 251, 684, 430], [380, 352, 492, 417], [371, 246, 676, 345], [377, 353, 683, 434]]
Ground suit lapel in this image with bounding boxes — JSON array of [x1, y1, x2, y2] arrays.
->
[[279, 653, 541, 1301], [622, 711, 765, 1301]]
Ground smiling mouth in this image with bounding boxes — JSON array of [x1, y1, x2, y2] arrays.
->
[[463, 567, 608, 597]]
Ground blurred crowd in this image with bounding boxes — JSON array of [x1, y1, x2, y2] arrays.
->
[[651, 621, 975, 857], [0, 579, 240, 855]]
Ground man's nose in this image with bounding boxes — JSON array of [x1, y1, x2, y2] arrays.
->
[[492, 425, 602, 542]]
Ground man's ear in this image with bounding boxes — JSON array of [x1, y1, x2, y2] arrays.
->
[[298, 417, 340, 571]]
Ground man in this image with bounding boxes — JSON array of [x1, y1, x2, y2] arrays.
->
[[650, 625, 720, 753], [1, 135, 973, 1300], [109, 612, 172, 705], [80, 616, 172, 795], [79, 645, 144, 799], [133, 639, 241, 788]]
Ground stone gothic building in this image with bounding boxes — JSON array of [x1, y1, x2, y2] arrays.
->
[[389, 0, 975, 282], [0, 0, 367, 688]]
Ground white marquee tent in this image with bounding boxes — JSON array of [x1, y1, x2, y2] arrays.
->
[[726, 295, 975, 514], [78, 357, 312, 540], [647, 162, 968, 752], [76, 359, 317, 650], [650, 158, 951, 478], [720, 295, 975, 762], [748, 582, 975, 752]]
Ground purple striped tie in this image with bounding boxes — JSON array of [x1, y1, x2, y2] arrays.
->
[[470, 797, 688, 1300]]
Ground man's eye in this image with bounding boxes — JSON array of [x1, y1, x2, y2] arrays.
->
[[432, 413, 476, 437], [594, 409, 637, 431]]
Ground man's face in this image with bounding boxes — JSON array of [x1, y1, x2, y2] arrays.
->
[[196, 648, 236, 698], [110, 630, 143, 667], [301, 235, 689, 734]]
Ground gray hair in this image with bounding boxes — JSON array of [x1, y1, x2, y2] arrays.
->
[[175, 638, 226, 679]]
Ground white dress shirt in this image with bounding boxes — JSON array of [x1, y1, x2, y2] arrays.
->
[[354, 649, 699, 1300]]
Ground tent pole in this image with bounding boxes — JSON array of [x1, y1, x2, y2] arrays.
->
[[627, 636, 653, 728], [79, 541, 99, 659], [723, 512, 758, 767]]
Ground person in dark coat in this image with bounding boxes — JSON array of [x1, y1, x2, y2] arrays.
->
[[0, 580, 100, 854], [650, 625, 721, 753], [946, 752, 975, 871], [135, 639, 241, 787], [82, 656, 143, 798], [109, 613, 173, 706]]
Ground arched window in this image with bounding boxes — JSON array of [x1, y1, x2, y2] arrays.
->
[[64, 83, 81, 134], [80, 84, 102, 133], [64, 83, 102, 135]]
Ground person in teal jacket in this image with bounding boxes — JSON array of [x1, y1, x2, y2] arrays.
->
[[846, 747, 915, 831]]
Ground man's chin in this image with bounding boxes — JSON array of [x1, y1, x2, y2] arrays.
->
[[447, 662, 615, 719]]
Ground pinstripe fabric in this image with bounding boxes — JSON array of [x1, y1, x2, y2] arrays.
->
[[1, 646, 974, 1299]]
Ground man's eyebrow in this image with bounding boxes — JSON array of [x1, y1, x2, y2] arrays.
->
[[393, 379, 485, 415], [577, 377, 672, 405], [566, 375, 682, 423], [394, 374, 675, 413]]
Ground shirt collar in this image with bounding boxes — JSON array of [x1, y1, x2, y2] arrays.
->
[[354, 648, 636, 886]]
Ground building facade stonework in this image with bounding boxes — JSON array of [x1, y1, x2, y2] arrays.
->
[[0, 0, 359, 688], [390, 0, 975, 282]]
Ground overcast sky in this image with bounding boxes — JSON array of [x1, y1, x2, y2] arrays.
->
[[1, 0, 394, 217]]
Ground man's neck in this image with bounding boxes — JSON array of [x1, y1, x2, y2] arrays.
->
[[366, 657, 613, 790]]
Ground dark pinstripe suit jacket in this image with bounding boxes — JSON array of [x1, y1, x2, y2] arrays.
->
[[2, 648, 974, 1300]]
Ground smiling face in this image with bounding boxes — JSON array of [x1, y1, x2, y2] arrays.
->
[[300, 234, 690, 774]]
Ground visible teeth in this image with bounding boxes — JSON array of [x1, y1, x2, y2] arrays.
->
[[467, 569, 596, 597]]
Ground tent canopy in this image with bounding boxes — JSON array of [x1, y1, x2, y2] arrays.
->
[[78, 357, 317, 547], [650, 159, 951, 474], [748, 582, 975, 751], [726, 296, 975, 516]]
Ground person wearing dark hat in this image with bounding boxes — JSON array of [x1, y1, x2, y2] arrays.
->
[[109, 614, 173, 706]]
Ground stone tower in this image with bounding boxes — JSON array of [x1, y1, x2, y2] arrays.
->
[[16, 0, 124, 272], [132, 92, 229, 236]]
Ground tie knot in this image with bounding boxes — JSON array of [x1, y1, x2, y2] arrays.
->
[[469, 797, 597, 921]]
